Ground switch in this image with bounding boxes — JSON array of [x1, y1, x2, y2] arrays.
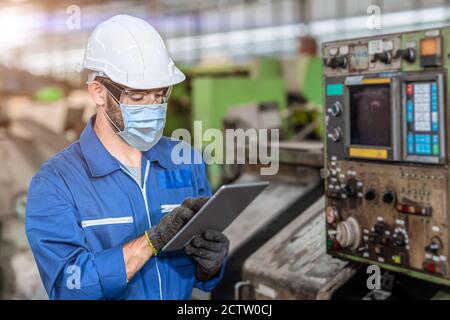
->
[[374, 222, 384, 234], [331, 102, 342, 117], [329, 128, 342, 142], [343, 179, 357, 197], [326, 55, 348, 69], [371, 51, 392, 64], [425, 237, 442, 254], [394, 48, 416, 63], [392, 232, 406, 247]]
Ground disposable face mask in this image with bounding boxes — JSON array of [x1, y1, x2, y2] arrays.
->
[[102, 101, 167, 152]]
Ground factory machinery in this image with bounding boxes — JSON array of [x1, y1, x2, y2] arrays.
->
[[234, 27, 450, 300], [323, 27, 450, 287]]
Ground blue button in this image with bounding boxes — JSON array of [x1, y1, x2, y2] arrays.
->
[[432, 123, 439, 132], [416, 144, 432, 155], [415, 135, 431, 144], [416, 144, 422, 153], [431, 83, 437, 92], [433, 135, 439, 144], [407, 103, 413, 113], [407, 112, 413, 122]]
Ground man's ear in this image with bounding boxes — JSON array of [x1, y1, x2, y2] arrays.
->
[[87, 81, 107, 106]]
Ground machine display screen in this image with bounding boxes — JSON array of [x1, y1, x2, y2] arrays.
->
[[405, 81, 439, 156], [349, 84, 392, 147]]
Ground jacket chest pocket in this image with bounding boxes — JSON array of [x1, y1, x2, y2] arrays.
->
[[78, 203, 137, 252], [157, 168, 197, 216], [158, 186, 196, 209]]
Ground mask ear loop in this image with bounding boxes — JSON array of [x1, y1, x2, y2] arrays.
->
[[163, 86, 173, 104], [100, 87, 124, 134]]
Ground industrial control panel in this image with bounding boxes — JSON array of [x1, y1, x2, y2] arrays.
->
[[323, 28, 450, 285]]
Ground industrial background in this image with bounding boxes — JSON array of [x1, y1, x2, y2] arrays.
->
[[2, 0, 450, 300]]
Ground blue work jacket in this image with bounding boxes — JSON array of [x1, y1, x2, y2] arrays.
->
[[25, 116, 225, 300]]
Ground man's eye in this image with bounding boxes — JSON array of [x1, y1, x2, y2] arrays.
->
[[131, 94, 144, 100]]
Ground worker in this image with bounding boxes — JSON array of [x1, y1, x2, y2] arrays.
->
[[25, 15, 229, 300]]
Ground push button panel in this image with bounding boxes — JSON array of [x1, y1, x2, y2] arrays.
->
[[325, 160, 449, 278]]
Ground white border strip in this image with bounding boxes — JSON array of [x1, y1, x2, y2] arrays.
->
[[81, 216, 133, 228]]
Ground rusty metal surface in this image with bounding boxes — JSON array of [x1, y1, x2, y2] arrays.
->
[[241, 197, 358, 300], [326, 160, 450, 280]]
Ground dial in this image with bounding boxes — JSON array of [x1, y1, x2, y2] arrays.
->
[[329, 128, 342, 142], [331, 102, 342, 117], [382, 190, 395, 204], [336, 216, 361, 250]]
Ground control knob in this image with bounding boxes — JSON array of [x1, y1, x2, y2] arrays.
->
[[394, 48, 416, 63], [425, 237, 443, 254], [329, 128, 342, 142], [392, 232, 406, 247], [382, 190, 395, 204], [371, 51, 392, 64], [326, 55, 348, 69], [365, 189, 377, 201], [336, 216, 361, 250]]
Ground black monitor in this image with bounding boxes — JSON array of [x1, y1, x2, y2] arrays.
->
[[349, 84, 392, 147]]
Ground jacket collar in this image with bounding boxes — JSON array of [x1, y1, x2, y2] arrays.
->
[[80, 115, 172, 178]]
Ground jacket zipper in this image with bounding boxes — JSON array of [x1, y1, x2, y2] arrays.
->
[[120, 160, 163, 300]]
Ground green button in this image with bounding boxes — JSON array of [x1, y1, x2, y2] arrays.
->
[[433, 145, 439, 155], [326, 239, 333, 250], [327, 84, 344, 96]]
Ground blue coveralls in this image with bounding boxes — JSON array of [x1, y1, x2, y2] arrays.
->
[[25, 116, 225, 299]]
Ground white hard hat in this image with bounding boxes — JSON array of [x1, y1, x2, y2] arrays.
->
[[81, 14, 185, 89]]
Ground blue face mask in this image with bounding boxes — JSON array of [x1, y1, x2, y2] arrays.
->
[[102, 102, 167, 152]]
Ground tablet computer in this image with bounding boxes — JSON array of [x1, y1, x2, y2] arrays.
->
[[162, 181, 269, 252]]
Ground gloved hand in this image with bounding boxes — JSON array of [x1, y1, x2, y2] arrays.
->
[[147, 197, 208, 253], [184, 229, 229, 281]]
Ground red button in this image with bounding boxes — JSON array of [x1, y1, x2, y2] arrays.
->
[[407, 84, 413, 95], [425, 262, 436, 273], [332, 239, 340, 249]]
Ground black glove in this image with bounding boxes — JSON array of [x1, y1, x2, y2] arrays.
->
[[184, 229, 229, 281], [147, 197, 208, 252]]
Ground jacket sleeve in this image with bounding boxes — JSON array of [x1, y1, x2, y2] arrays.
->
[[25, 174, 127, 300]]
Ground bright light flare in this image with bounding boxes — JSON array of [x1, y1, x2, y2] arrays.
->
[[0, 7, 30, 48]]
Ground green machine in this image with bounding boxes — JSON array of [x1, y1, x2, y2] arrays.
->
[[166, 56, 324, 189], [191, 60, 286, 189]]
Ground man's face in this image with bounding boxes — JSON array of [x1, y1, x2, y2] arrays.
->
[[92, 77, 171, 132]]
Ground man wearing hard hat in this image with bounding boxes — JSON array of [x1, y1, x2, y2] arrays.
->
[[25, 15, 229, 300]]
